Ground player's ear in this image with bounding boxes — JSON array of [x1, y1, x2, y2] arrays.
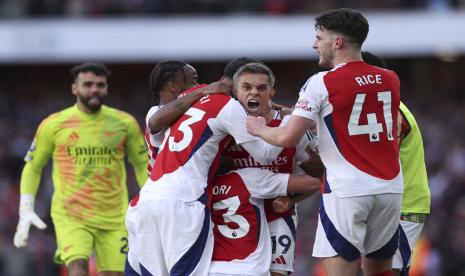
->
[[270, 88, 276, 98], [334, 36, 344, 49], [71, 83, 78, 96], [232, 86, 238, 98], [167, 80, 180, 94], [167, 80, 175, 91]]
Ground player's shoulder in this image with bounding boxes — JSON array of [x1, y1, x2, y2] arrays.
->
[[300, 71, 328, 93], [145, 105, 160, 123], [194, 93, 235, 113], [40, 106, 74, 126], [33, 106, 76, 135], [103, 105, 138, 123], [208, 93, 233, 102], [363, 62, 399, 82], [306, 71, 328, 84], [213, 170, 242, 186]]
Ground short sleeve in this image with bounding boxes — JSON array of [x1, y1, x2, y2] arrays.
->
[[145, 105, 161, 134], [125, 115, 149, 186], [292, 72, 328, 121]]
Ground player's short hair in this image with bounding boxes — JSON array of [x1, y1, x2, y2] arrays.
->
[[362, 51, 388, 69], [149, 60, 187, 105], [233, 63, 275, 87], [223, 57, 263, 80], [70, 63, 111, 82], [315, 8, 369, 47]]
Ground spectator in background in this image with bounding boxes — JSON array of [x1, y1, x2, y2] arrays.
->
[[13, 63, 148, 276]]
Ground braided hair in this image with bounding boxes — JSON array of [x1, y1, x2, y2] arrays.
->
[[149, 60, 187, 105]]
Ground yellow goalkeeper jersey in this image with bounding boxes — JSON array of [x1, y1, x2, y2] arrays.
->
[[21, 104, 148, 229], [399, 102, 430, 214]]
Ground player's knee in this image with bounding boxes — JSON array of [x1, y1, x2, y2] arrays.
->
[[67, 258, 89, 276]]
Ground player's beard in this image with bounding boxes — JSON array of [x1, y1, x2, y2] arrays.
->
[[319, 50, 334, 69], [79, 93, 105, 112]]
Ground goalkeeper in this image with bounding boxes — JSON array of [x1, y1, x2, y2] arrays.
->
[[13, 63, 148, 276]]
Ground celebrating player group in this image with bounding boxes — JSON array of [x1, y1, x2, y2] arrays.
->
[[13, 7, 430, 276]]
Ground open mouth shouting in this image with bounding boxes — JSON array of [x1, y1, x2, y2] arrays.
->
[[247, 99, 260, 114]]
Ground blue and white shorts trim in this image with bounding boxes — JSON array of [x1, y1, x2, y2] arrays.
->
[[392, 220, 424, 273], [312, 192, 401, 261], [269, 214, 297, 273], [135, 196, 214, 276]]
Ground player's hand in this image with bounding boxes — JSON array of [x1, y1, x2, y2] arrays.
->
[[305, 129, 319, 154], [271, 101, 293, 116], [246, 116, 266, 136], [199, 81, 232, 96], [13, 194, 47, 248], [272, 196, 292, 213]]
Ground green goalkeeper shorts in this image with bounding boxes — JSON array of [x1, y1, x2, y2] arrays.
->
[[53, 219, 128, 272]]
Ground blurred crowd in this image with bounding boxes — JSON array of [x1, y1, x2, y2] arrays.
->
[[0, 0, 462, 18], [0, 56, 464, 275]]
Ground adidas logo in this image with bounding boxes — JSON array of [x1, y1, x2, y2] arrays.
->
[[272, 255, 287, 265], [69, 131, 79, 141]]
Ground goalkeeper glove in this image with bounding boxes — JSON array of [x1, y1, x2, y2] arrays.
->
[[13, 194, 47, 248]]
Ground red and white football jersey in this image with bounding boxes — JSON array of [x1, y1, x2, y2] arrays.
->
[[292, 61, 403, 197], [223, 112, 311, 222], [208, 168, 289, 276], [144, 105, 163, 175], [144, 85, 208, 175], [140, 93, 274, 202]]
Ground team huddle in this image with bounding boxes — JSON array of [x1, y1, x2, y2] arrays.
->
[[13, 8, 430, 276]]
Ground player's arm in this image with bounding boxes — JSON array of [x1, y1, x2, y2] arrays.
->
[[300, 153, 323, 177], [14, 119, 53, 248], [148, 81, 231, 134], [398, 108, 411, 144], [126, 116, 149, 187], [272, 174, 321, 213], [239, 168, 320, 202], [248, 73, 323, 148], [286, 172, 321, 194], [247, 115, 315, 148], [219, 99, 283, 164], [272, 193, 315, 214]]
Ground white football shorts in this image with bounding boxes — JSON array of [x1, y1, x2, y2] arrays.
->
[[269, 214, 298, 274], [136, 196, 213, 275], [125, 202, 141, 275], [392, 220, 424, 269], [313, 192, 402, 261]]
